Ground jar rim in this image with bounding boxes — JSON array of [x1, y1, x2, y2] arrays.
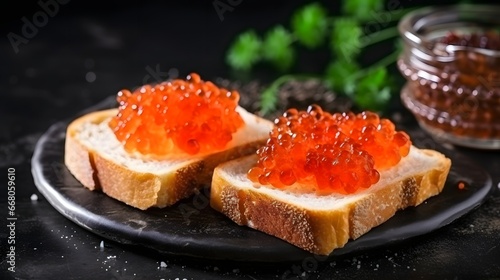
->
[[398, 4, 500, 57]]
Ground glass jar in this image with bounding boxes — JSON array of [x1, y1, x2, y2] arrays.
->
[[398, 5, 500, 149]]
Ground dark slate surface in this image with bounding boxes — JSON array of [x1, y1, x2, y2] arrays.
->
[[1, 1, 500, 279]]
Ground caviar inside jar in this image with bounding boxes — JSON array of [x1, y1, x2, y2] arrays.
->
[[398, 4, 500, 149], [439, 31, 500, 51], [108, 73, 244, 157], [399, 30, 500, 143], [247, 105, 411, 195]]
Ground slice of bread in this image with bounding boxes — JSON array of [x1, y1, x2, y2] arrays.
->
[[64, 106, 274, 210], [210, 146, 451, 255]]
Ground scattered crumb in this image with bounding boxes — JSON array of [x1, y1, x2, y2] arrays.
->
[[99, 241, 105, 250], [160, 261, 167, 268], [391, 112, 402, 123], [30, 194, 38, 201], [107, 256, 116, 259]]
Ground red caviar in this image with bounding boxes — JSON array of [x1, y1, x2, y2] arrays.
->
[[332, 111, 411, 170], [108, 73, 244, 156], [247, 105, 411, 194]]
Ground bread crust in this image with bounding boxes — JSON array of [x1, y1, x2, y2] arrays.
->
[[64, 109, 272, 210], [210, 151, 451, 255]]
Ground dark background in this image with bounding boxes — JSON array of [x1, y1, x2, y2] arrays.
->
[[1, 0, 500, 279], [2, 0, 493, 146]]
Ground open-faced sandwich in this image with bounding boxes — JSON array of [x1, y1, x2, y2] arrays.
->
[[210, 105, 451, 255], [64, 73, 274, 210]]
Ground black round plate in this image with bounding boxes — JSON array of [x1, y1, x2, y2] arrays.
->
[[31, 96, 494, 262]]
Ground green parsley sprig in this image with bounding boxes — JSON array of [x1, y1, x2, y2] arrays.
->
[[225, 0, 416, 115]]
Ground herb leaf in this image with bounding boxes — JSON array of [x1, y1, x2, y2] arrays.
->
[[260, 86, 279, 116], [342, 0, 384, 21], [262, 26, 295, 71], [226, 30, 262, 71], [291, 3, 328, 49], [324, 60, 360, 95], [331, 18, 362, 62], [224, 0, 410, 114], [354, 67, 392, 111]]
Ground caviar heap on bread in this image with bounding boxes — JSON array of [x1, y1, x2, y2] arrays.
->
[[210, 103, 451, 255], [108, 73, 244, 157], [64, 73, 273, 210], [247, 105, 411, 195]]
